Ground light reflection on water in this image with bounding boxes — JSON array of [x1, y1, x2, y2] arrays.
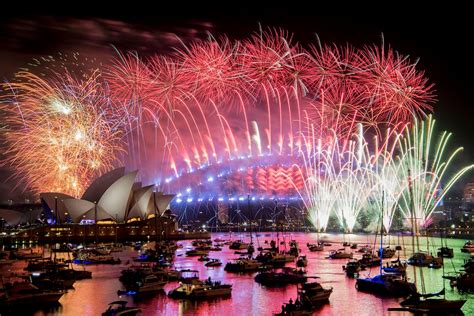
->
[[2, 233, 473, 316]]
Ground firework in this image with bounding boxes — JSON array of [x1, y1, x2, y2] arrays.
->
[[1, 66, 122, 197], [1, 28, 448, 233], [395, 115, 474, 230]]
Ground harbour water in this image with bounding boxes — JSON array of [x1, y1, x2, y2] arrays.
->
[[2, 233, 473, 315]]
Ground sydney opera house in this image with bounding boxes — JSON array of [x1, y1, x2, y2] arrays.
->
[[1, 168, 208, 243]]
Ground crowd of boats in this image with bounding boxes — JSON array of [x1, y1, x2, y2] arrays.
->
[[1, 236, 472, 315]]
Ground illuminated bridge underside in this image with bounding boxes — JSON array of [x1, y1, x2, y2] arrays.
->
[[162, 156, 306, 199]]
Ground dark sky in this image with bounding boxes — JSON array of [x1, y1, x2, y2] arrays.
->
[[1, 13, 473, 200]]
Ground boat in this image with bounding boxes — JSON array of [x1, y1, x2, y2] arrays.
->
[[177, 269, 200, 282], [24, 258, 68, 271], [382, 258, 407, 275], [358, 253, 381, 268], [328, 249, 353, 259], [449, 272, 474, 293], [357, 245, 372, 253], [343, 260, 361, 277], [399, 289, 466, 313], [51, 244, 72, 253], [197, 255, 210, 262], [356, 191, 417, 297], [0, 282, 64, 308], [377, 247, 396, 259], [205, 259, 222, 267], [274, 297, 313, 316], [102, 300, 142, 316], [296, 255, 307, 267], [256, 251, 295, 265], [287, 240, 300, 257], [298, 281, 332, 305], [192, 239, 212, 246], [356, 273, 417, 297], [407, 252, 437, 267], [213, 238, 227, 243], [10, 250, 43, 260], [461, 240, 474, 253], [73, 253, 121, 265], [224, 258, 263, 272], [123, 275, 166, 294], [29, 269, 76, 289], [185, 249, 210, 257], [229, 240, 249, 250], [274, 282, 332, 315], [254, 267, 307, 286], [168, 277, 232, 299], [307, 243, 324, 252], [437, 246, 454, 258], [350, 243, 358, 249], [428, 260, 443, 269]]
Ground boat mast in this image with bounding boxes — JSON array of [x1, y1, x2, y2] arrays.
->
[[380, 190, 384, 276], [248, 194, 252, 245], [408, 169, 417, 286]]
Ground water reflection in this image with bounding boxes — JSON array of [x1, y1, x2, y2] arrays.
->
[[1, 233, 472, 315]]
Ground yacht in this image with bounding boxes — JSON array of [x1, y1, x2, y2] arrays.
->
[[307, 243, 324, 252], [356, 273, 417, 297], [127, 275, 166, 294], [382, 258, 407, 275], [358, 253, 381, 268], [255, 267, 307, 286], [407, 252, 437, 267], [205, 259, 222, 267], [11, 250, 42, 260], [256, 251, 295, 265], [377, 247, 396, 259], [298, 282, 333, 305], [328, 249, 353, 259], [0, 282, 64, 308], [229, 240, 249, 250], [224, 258, 263, 272], [357, 245, 372, 253], [102, 300, 142, 316], [185, 249, 210, 257], [168, 278, 232, 299], [398, 290, 466, 314], [461, 241, 474, 253]]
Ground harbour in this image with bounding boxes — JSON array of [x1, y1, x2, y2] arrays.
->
[[1, 233, 472, 315]]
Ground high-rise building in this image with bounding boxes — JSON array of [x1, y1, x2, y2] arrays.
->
[[463, 183, 474, 203]]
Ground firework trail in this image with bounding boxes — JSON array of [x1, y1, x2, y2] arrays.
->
[[1, 28, 452, 234], [1, 57, 122, 197], [396, 115, 474, 231]]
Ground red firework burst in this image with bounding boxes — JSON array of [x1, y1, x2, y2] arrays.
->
[[356, 44, 436, 126], [175, 36, 243, 106]]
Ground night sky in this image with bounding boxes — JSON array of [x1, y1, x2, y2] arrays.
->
[[1, 12, 473, 200]]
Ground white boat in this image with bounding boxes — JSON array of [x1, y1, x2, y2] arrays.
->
[[168, 278, 232, 299], [134, 275, 166, 293]]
